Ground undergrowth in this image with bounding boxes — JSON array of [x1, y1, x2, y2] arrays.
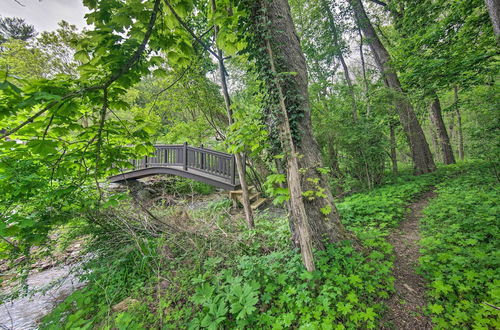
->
[[40, 161, 498, 329], [418, 162, 500, 329]]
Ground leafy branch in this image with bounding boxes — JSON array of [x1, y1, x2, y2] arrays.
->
[[162, 0, 221, 61], [1, 0, 162, 139]]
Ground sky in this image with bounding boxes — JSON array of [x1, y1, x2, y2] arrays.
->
[[1, 0, 89, 32]]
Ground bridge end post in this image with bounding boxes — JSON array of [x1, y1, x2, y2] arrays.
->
[[231, 154, 236, 185], [183, 142, 188, 171]]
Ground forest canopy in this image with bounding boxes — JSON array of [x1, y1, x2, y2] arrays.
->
[[0, 0, 498, 329]]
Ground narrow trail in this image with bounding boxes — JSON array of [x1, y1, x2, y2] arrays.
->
[[382, 191, 435, 330]]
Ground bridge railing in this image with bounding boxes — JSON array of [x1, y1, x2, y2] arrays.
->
[[129, 143, 238, 185]]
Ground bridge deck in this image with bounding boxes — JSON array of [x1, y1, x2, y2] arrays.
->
[[108, 144, 241, 191]]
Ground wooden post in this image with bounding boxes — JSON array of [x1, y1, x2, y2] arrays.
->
[[183, 142, 188, 171], [231, 155, 236, 185], [200, 144, 205, 170]]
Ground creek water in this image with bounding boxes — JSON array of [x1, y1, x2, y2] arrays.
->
[[0, 265, 84, 330]]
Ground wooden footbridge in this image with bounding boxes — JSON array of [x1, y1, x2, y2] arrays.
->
[[108, 143, 241, 190]]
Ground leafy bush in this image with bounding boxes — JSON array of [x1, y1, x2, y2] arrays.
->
[[418, 162, 500, 329], [41, 199, 393, 329], [337, 170, 435, 233], [189, 242, 388, 329], [40, 161, 499, 329]]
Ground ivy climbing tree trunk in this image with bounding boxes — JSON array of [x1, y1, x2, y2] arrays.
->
[[255, 0, 349, 270], [429, 95, 455, 164], [349, 0, 436, 174], [210, 0, 254, 229]]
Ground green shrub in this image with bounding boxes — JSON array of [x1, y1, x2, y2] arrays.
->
[[418, 162, 500, 329], [189, 242, 390, 329]]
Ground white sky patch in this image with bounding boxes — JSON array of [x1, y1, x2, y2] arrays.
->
[[1, 0, 89, 32]]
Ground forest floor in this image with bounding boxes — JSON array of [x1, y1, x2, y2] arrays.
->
[[382, 190, 435, 329]]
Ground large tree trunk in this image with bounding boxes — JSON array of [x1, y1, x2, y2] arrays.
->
[[349, 0, 436, 174], [455, 87, 465, 160], [258, 0, 349, 270], [211, 0, 254, 228], [429, 95, 455, 164], [485, 0, 500, 45]]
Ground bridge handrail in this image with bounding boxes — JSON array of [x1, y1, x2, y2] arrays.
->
[[129, 143, 238, 185]]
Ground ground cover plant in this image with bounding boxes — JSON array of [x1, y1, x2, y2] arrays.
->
[[39, 164, 472, 329], [40, 199, 392, 329], [418, 162, 500, 329]]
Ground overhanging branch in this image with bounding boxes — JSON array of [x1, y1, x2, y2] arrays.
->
[[162, 0, 221, 60], [2, 0, 161, 139]]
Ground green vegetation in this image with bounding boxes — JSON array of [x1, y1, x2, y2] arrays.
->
[[40, 163, 498, 329], [0, 0, 498, 328], [41, 199, 391, 329], [419, 162, 499, 329]]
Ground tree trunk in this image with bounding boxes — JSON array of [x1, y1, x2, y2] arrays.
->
[[485, 0, 500, 45], [429, 121, 441, 163], [211, 0, 254, 228], [349, 0, 436, 174], [429, 95, 455, 164], [448, 110, 455, 145], [357, 26, 371, 117], [259, 0, 349, 270], [455, 87, 465, 160], [322, 0, 357, 121], [390, 122, 398, 173]]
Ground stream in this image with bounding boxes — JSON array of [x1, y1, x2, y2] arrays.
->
[[0, 265, 84, 330]]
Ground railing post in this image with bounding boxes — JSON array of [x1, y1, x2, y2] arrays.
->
[[183, 142, 188, 171], [200, 144, 204, 170], [231, 154, 236, 185]]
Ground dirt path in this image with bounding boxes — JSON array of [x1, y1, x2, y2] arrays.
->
[[382, 191, 435, 329]]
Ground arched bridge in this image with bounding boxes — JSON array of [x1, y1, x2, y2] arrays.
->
[[108, 144, 241, 190]]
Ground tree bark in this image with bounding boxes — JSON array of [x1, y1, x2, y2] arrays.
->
[[429, 95, 455, 164], [455, 87, 465, 160], [448, 110, 455, 145], [429, 120, 441, 163], [258, 0, 349, 270], [349, 0, 436, 174], [211, 0, 254, 228], [357, 26, 371, 117], [485, 0, 500, 45]]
